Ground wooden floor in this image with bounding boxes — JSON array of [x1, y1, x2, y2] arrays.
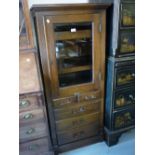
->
[[60, 129, 135, 155]]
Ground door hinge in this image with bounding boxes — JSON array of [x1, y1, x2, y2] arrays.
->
[[99, 23, 102, 32]]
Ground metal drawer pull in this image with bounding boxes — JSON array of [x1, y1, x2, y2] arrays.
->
[[19, 100, 30, 108], [85, 95, 96, 100], [72, 106, 85, 114], [26, 128, 35, 135], [28, 144, 39, 151], [23, 113, 33, 120], [132, 73, 135, 77]]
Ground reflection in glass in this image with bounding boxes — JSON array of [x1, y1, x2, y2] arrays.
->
[[54, 22, 92, 87]]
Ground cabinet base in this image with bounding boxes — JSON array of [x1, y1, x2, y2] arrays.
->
[[104, 126, 134, 146], [52, 135, 104, 155]]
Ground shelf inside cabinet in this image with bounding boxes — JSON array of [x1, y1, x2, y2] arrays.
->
[[59, 65, 92, 74], [55, 30, 91, 40]]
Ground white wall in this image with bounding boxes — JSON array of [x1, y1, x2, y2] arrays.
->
[[29, 0, 89, 8]]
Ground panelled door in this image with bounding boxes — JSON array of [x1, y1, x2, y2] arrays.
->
[[44, 13, 102, 98]]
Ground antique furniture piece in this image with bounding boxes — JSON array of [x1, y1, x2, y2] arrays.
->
[[104, 56, 135, 145], [107, 0, 135, 57], [90, 0, 135, 146], [31, 3, 110, 154], [19, 1, 52, 155]]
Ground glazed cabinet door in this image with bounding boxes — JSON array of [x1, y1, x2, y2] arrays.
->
[[44, 14, 102, 98]]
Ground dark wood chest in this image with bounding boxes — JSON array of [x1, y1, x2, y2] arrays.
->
[[31, 3, 111, 154]]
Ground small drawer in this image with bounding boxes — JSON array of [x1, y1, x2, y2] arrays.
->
[[115, 66, 135, 88], [54, 99, 100, 120], [57, 123, 99, 145], [112, 107, 135, 130], [52, 95, 76, 109], [114, 87, 135, 109], [19, 109, 45, 126], [19, 122, 47, 143], [79, 90, 101, 102], [19, 94, 42, 113], [20, 137, 49, 155], [55, 112, 99, 132], [118, 29, 135, 55], [120, 3, 135, 27]]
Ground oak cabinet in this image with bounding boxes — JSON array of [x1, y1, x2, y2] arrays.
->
[[31, 3, 110, 154]]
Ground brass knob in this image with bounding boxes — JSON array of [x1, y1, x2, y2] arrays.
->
[[28, 144, 39, 150], [19, 100, 30, 108], [23, 113, 33, 120], [26, 128, 35, 135]]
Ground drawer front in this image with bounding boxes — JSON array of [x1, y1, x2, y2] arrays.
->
[[120, 3, 135, 27], [112, 107, 135, 130], [19, 94, 42, 113], [55, 112, 99, 132], [20, 137, 49, 155], [19, 109, 45, 126], [57, 123, 100, 145], [52, 90, 100, 109], [54, 99, 100, 120], [19, 122, 47, 142], [118, 29, 135, 55], [115, 66, 135, 88], [114, 87, 135, 109]]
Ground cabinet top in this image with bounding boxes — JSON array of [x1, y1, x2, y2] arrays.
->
[[31, 3, 111, 13]]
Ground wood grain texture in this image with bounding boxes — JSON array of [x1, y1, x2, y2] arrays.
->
[[19, 52, 41, 94]]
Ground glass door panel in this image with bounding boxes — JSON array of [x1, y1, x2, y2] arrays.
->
[[54, 22, 93, 87]]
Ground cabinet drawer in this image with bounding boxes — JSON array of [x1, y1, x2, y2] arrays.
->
[[19, 94, 42, 113], [19, 109, 45, 126], [55, 112, 99, 132], [115, 66, 135, 88], [112, 107, 135, 130], [57, 123, 99, 145], [114, 87, 135, 109], [19, 122, 47, 142], [52, 90, 100, 109], [118, 29, 135, 55], [120, 3, 135, 27], [20, 137, 49, 155], [54, 99, 100, 120]]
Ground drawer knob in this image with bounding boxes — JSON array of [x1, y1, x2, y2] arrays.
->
[[28, 144, 39, 151], [72, 106, 85, 114], [23, 113, 33, 120], [91, 95, 96, 99], [85, 96, 89, 100], [20, 100, 30, 108], [26, 128, 35, 135]]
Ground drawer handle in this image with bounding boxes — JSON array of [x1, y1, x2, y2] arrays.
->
[[72, 119, 85, 126], [26, 128, 35, 135], [132, 73, 135, 77], [73, 131, 85, 138], [23, 113, 33, 120], [19, 100, 30, 108], [85, 95, 96, 100], [72, 106, 85, 114], [129, 94, 135, 103], [28, 144, 39, 151]]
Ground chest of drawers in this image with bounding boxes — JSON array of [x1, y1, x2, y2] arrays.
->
[[104, 56, 135, 146], [19, 51, 52, 155]]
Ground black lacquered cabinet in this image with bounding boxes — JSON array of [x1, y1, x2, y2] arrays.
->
[[108, 0, 135, 57], [104, 56, 135, 146]]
